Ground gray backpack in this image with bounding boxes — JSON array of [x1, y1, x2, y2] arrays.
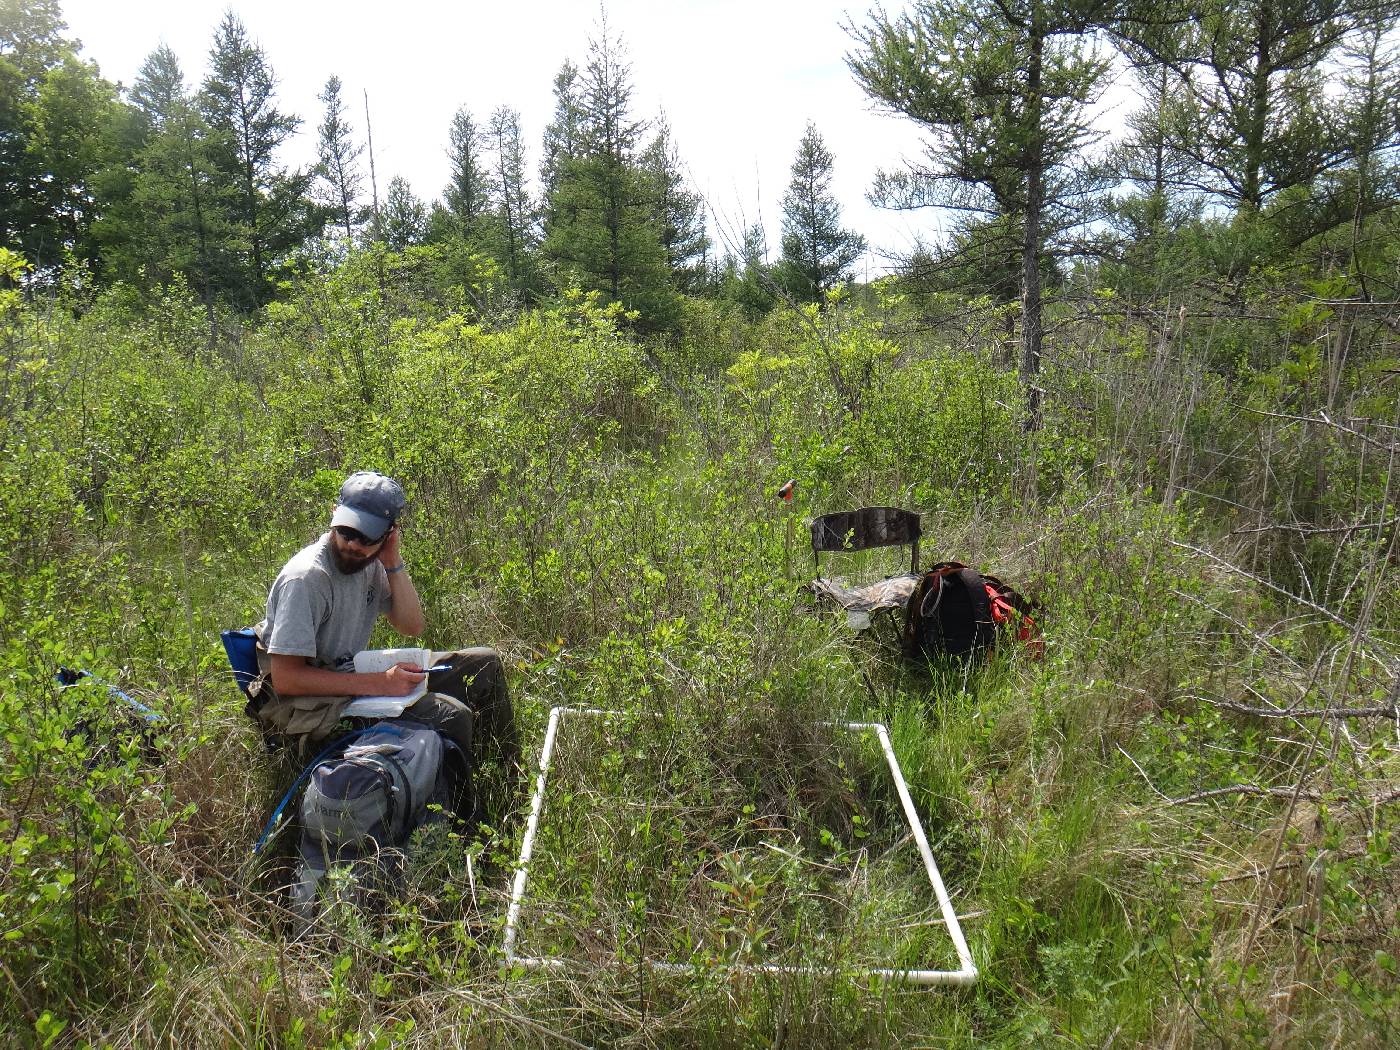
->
[[290, 720, 452, 923]]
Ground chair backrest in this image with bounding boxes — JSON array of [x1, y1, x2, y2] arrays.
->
[[221, 628, 260, 697], [810, 507, 921, 574]]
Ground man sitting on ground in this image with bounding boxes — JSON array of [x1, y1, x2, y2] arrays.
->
[[247, 470, 517, 780]]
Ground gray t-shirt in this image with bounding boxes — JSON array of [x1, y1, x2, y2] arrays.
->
[[257, 533, 392, 671]]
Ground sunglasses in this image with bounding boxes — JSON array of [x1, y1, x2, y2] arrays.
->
[[333, 524, 389, 547]]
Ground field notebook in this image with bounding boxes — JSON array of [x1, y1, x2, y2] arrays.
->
[[341, 646, 431, 718]]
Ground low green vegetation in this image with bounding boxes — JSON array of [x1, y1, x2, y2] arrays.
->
[[515, 712, 961, 978], [1, 241, 1396, 1045], [3, 1, 1400, 1042]]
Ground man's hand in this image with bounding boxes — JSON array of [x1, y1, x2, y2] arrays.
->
[[380, 661, 427, 696], [379, 524, 426, 636], [376, 524, 402, 568]]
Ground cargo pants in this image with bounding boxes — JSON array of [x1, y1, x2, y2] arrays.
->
[[248, 646, 517, 776]]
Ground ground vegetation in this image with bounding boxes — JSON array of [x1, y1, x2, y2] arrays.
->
[[1, 1, 1399, 1045]]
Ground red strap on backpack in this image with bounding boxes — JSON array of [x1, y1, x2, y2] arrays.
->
[[983, 581, 1043, 658]]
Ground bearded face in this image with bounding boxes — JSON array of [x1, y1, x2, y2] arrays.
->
[[328, 527, 384, 574]]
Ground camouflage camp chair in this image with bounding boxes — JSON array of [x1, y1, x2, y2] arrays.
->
[[807, 507, 922, 634]]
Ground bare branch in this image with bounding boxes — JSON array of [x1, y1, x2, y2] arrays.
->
[[1198, 698, 1398, 719], [1117, 745, 1171, 801], [1229, 518, 1398, 538], [1242, 406, 1399, 454], [1169, 784, 1400, 806], [1168, 540, 1398, 672]]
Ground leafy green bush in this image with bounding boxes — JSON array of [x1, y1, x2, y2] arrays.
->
[[0, 247, 1395, 1047]]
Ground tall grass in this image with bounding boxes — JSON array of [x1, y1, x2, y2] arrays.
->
[[0, 271, 1396, 1047]]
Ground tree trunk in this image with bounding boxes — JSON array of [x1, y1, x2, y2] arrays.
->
[[1242, 9, 1272, 212], [236, 88, 264, 306], [179, 113, 217, 350], [1020, 28, 1045, 433], [607, 160, 622, 302], [364, 90, 383, 244], [338, 161, 354, 244]]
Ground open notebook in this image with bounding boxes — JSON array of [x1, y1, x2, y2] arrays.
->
[[340, 647, 431, 719]]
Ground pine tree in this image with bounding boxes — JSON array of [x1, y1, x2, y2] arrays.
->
[[1125, 0, 1378, 216], [641, 115, 709, 292], [1099, 57, 1204, 296], [445, 105, 492, 240], [907, 214, 1025, 316], [200, 11, 313, 307], [1336, 20, 1400, 286], [315, 75, 363, 247], [540, 60, 585, 206], [98, 46, 191, 284], [775, 122, 864, 302], [127, 42, 186, 136], [422, 201, 457, 244], [1109, 59, 1200, 237], [96, 44, 233, 317], [381, 175, 426, 249], [577, 17, 644, 168], [543, 19, 676, 328], [850, 0, 1117, 428], [720, 222, 776, 315], [486, 104, 539, 297]]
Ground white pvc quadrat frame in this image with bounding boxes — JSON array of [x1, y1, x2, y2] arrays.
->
[[502, 706, 978, 987]]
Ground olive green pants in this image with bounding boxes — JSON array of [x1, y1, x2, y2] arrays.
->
[[249, 646, 516, 773]]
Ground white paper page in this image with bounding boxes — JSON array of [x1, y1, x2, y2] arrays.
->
[[352, 647, 432, 676], [344, 647, 431, 715]]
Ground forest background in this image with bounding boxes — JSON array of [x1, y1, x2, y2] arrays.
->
[[2, 0, 1399, 1045]]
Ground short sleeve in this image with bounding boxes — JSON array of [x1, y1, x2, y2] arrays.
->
[[263, 572, 326, 658], [376, 565, 393, 616]]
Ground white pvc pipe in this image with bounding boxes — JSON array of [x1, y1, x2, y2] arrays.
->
[[502, 708, 978, 988], [857, 720, 977, 985], [502, 705, 563, 961], [504, 706, 613, 960]]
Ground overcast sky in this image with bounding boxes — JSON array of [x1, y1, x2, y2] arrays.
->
[[59, 0, 955, 276]]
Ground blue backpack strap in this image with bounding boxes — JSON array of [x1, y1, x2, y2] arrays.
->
[[56, 667, 163, 723]]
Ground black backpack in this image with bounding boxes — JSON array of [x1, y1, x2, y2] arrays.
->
[[901, 562, 1038, 662], [289, 719, 462, 924]]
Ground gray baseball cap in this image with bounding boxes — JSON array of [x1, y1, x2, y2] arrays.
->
[[331, 470, 405, 540]]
